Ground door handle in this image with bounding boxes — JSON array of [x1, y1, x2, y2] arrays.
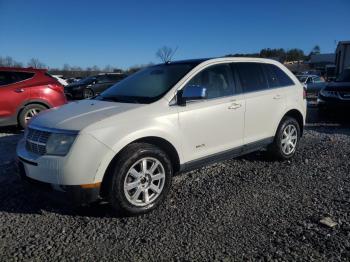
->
[[273, 94, 282, 100], [14, 88, 25, 93], [228, 103, 242, 110]]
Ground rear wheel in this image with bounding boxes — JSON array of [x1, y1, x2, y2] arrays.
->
[[109, 143, 173, 215], [18, 104, 47, 128], [268, 117, 300, 160]]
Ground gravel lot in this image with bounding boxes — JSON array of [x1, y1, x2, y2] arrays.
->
[[0, 107, 349, 261]]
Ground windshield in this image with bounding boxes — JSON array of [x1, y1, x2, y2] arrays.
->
[[96, 63, 198, 104], [75, 76, 96, 85], [336, 69, 350, 82]]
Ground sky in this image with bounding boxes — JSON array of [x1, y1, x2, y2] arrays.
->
[[0, 0, 349, 69]]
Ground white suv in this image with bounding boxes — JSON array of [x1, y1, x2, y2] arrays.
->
[[17, 58, 306, 215]]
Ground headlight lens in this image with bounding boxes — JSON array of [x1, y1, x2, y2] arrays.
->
[[46, 133, 76, 156], [320, 89, 338, 98]]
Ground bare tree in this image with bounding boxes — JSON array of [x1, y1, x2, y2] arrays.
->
[[156, 46, 177, 63], [103, 65, 113, 72], [27, 58, 46, 68]]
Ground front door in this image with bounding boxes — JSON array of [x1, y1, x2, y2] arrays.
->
[[177, 63, 245, 163]]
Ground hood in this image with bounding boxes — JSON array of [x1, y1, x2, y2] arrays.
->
[[326, 81, 350, 91], [30, 100, 144, 131]]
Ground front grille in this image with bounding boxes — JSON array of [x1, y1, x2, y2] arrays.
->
[[25, 128, 51, 155], [339, 91, 350, 100]]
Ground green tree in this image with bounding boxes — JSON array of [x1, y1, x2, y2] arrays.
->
[[286, 49, 305, 61]]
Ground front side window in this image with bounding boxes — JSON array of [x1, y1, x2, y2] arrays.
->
[[97, 63, 199, 104], [235, 63, 268, 93], [184, 64, 234, 100]]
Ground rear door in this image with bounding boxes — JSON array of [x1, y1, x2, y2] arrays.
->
[[0, 71, 32, 121], [234, 62, 287, 145]]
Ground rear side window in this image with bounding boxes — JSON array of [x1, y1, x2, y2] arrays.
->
[[235, 63, 268, 93], [263, 64, 294, 88], [15, 72, 35, 81], [0, 71, 34, 86]]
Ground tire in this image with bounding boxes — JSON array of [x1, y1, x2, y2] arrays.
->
[[109, 143, 173, 216], [18, 104, 47, 129], [268, 116, 300, 160], [83, 88, 94, 99]]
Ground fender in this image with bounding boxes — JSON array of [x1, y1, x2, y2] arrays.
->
[[92, 128, 183, 183]]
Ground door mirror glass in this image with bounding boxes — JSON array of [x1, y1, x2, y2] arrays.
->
[[183, 85, 207, 101]]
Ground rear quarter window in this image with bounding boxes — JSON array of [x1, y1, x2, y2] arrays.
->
[[263, 64, 294, 88]]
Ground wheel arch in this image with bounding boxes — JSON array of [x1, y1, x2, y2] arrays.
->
[[280, 109, 304, 137], [17, 100, 51, 123], [100, 136, 181, 198]]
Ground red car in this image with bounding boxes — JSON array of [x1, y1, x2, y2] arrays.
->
[[0, 67, 67, 128]]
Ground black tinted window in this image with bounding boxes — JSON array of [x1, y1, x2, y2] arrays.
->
[[265, 64, 294, 87], [185, 64, 234, 99], [15, 72, 35, 81], [0, 71, 34, 86], [235, 63, 268, 93], [99, 63, 198, 103]]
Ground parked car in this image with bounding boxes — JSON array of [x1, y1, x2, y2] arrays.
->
[[64, 73, 126, 99], [318, 68, 350, 112], [325, 65, 336, 82], [296, 74, 326, 99], [0, 67, 66, 128], [66, 77, 82, 84], [51, 75, 68, 86], [17, 58, 306, 215]]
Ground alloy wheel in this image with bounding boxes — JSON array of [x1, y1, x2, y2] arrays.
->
[[281, 124, 298, 155], [24, 108, 41, 123], [123, 157, 166, 207]]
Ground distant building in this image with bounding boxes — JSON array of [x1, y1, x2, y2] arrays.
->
[[335, 41, 350, 76], [308, 53, 335, 71]]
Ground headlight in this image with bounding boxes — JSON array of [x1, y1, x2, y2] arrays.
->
[[320, 89, 338, 98], [46, 133, 76, 156]]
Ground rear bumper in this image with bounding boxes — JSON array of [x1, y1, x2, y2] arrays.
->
[[16, 159, 100, 205]]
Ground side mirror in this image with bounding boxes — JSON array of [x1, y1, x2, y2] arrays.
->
[[177, 85, 207, 106]]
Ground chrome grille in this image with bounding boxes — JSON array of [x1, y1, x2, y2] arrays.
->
[[25, 128, 51, 155]]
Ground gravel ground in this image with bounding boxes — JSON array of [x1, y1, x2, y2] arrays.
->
[[0, 107, 349, 261]]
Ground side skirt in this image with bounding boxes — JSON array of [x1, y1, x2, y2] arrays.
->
[[179, 137, 274, 173]]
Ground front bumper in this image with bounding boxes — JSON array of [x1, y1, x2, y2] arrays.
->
[[317, 95, 350, 109], [64, 87, 84, 100], [16, 132, 115, 204], [16, 159, 100, 205]]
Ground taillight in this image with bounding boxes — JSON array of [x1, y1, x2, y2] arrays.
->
[[47, 84, 63, 93], [303, 87, 307, 100]]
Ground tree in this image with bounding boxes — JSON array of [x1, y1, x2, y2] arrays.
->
[[259, 48, 286, 62], [311, 45, 321, 55], [156, 46, 177, 63], [27, 58, 46, 68], [286, 49, 305, 62]]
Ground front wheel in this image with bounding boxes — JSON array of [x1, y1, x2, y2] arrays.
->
[[268, 117, 300, 160], [109, 143, 173, 216]]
